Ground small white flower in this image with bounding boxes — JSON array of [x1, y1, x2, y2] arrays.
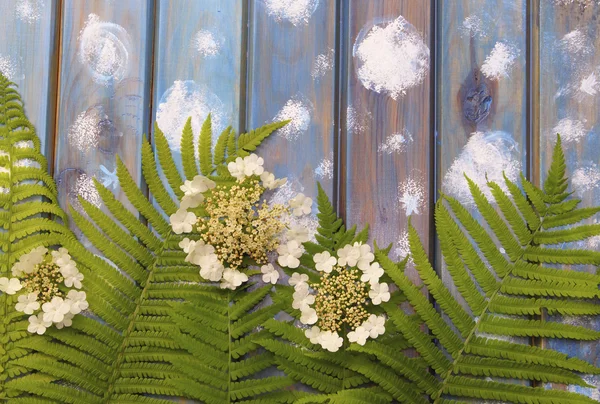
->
[[179, 175, 216, 208], [288, 272, 309, 287], [348, 326, 370, 346], [51, 248, 73, 267], [337, 244, 361, 267], [286, 225, 309, 243], [61, 266, 84, 289], [364, 314, 386, 338], [200, 260, 225, 282], [227, 154, 264, 180], [313, 251, 337, 273], [277, 240, 303, 268], [28, 313, 52, 335], [261, 264, 279, 284], [170, 209, 197, 234], [260, 171, 287, 190], [0, 277, 22, 295], [356, 243, 375, 271], [179, 238, 197, 255], [289, 193, 313, 216], [369, 282, 390, 305], [55, 312, 74, 329], [180, 175, 216, 195], [66, 290, 89, 314], [42, 297, 72, 323], [305, 326, 322, 344], [15, 292, 40, 314], [299, 306, 318, 325], [360, 262, 384, 284], [292, 287, 315, 310], [319, 331, 343, 352], [12, 246, 48, 276], [220, 268, 248, 290]]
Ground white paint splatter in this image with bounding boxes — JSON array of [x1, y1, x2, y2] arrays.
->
[[156, 80, 228, 152], [558, 29, 592, 58], [572, 162, 600, 194], [272, 95, 312, 141], [346, 106, 371, 133], [14, 158, 39, 169], [580, 72, 599, 96], [481, 42, 519, 80], [378, 129, 413, 154], [398, 176, 425, 216], [460, 15, 487, 38], [264, 0, 319, 26], [394, 230, 412, 262], [15, 140, 34, 149], [0, 55, 24, 82], [554, 0, 598, 6], [353, 15, 430, 99], [192, 29, 223, 57], [551, 118, 588, 143], [311, 49, 334, 80], [98, 164, 118, 190], [68, 109, 106, 152], [75, 173, 102, 208], [314, 153, 334, 180], [15, 0, 44, 23], [78, 14, 131, 85], [569, 375, 600, 402], [443, 131, 521, 207]]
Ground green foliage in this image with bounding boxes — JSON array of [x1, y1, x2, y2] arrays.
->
[[373, 135, 600, 403], [0, 73, 71, 400], [263, 184, 417, 403], [167, 285, 297, 403], [10, 115, 285, 402]]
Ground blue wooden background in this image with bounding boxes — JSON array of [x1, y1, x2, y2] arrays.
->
[[1, 0, 599, 398]]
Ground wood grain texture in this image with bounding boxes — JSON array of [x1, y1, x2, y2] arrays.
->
[[342, 0, 432, 281], [53, 0, 153, 227], [151, 0, 244, 162], [246, 0, 336, 222], [539, 0, 600, 385], [0, 0, 59, 156], [438, 0, 527, 292]]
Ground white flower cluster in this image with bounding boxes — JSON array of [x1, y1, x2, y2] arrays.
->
[[287, 242, 390, 352], [6, 247, 88, 335], [171, 153, 311, 290]]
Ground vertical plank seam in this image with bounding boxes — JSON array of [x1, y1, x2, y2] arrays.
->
[[239, 0, 250, 133], [334, 0, 349, 220], [527, 0, 545, 361], [49, 0, 64, 177], [429, 0, 439, 274], [146, 0, 159, 145]]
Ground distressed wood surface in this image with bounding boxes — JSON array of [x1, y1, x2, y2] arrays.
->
[[151, 0, 244, 168], [539, 0, 600, 394], [0, 0, 59, 157], [53, 0, 154, 229], [342, 0, 432, 282], [245, 0, 336, 233], [438, 0, 528, 297]]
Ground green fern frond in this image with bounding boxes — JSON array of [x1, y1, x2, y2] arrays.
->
[[0, 73, 72, 400], [12, 114, 283, 402], [199, 113, 213, 175], [385, 135, 600, 403]]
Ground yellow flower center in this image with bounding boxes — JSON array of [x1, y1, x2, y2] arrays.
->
[[22, 262, 64, 303]]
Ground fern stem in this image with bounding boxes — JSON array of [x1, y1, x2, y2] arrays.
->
[[227, 290, 232, 404], [432, 215, 548, 403], [102, 233, 170, 403]]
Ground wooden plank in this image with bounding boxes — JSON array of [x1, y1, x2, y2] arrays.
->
[[342, 0, 432, 281], [53, 1, 154, 229], [438, 0, 527, 291], [152, 0, 244, 164], [0, 0, 59, 157], [246, 0, 336, 237], [538, 0, 600, 393]]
